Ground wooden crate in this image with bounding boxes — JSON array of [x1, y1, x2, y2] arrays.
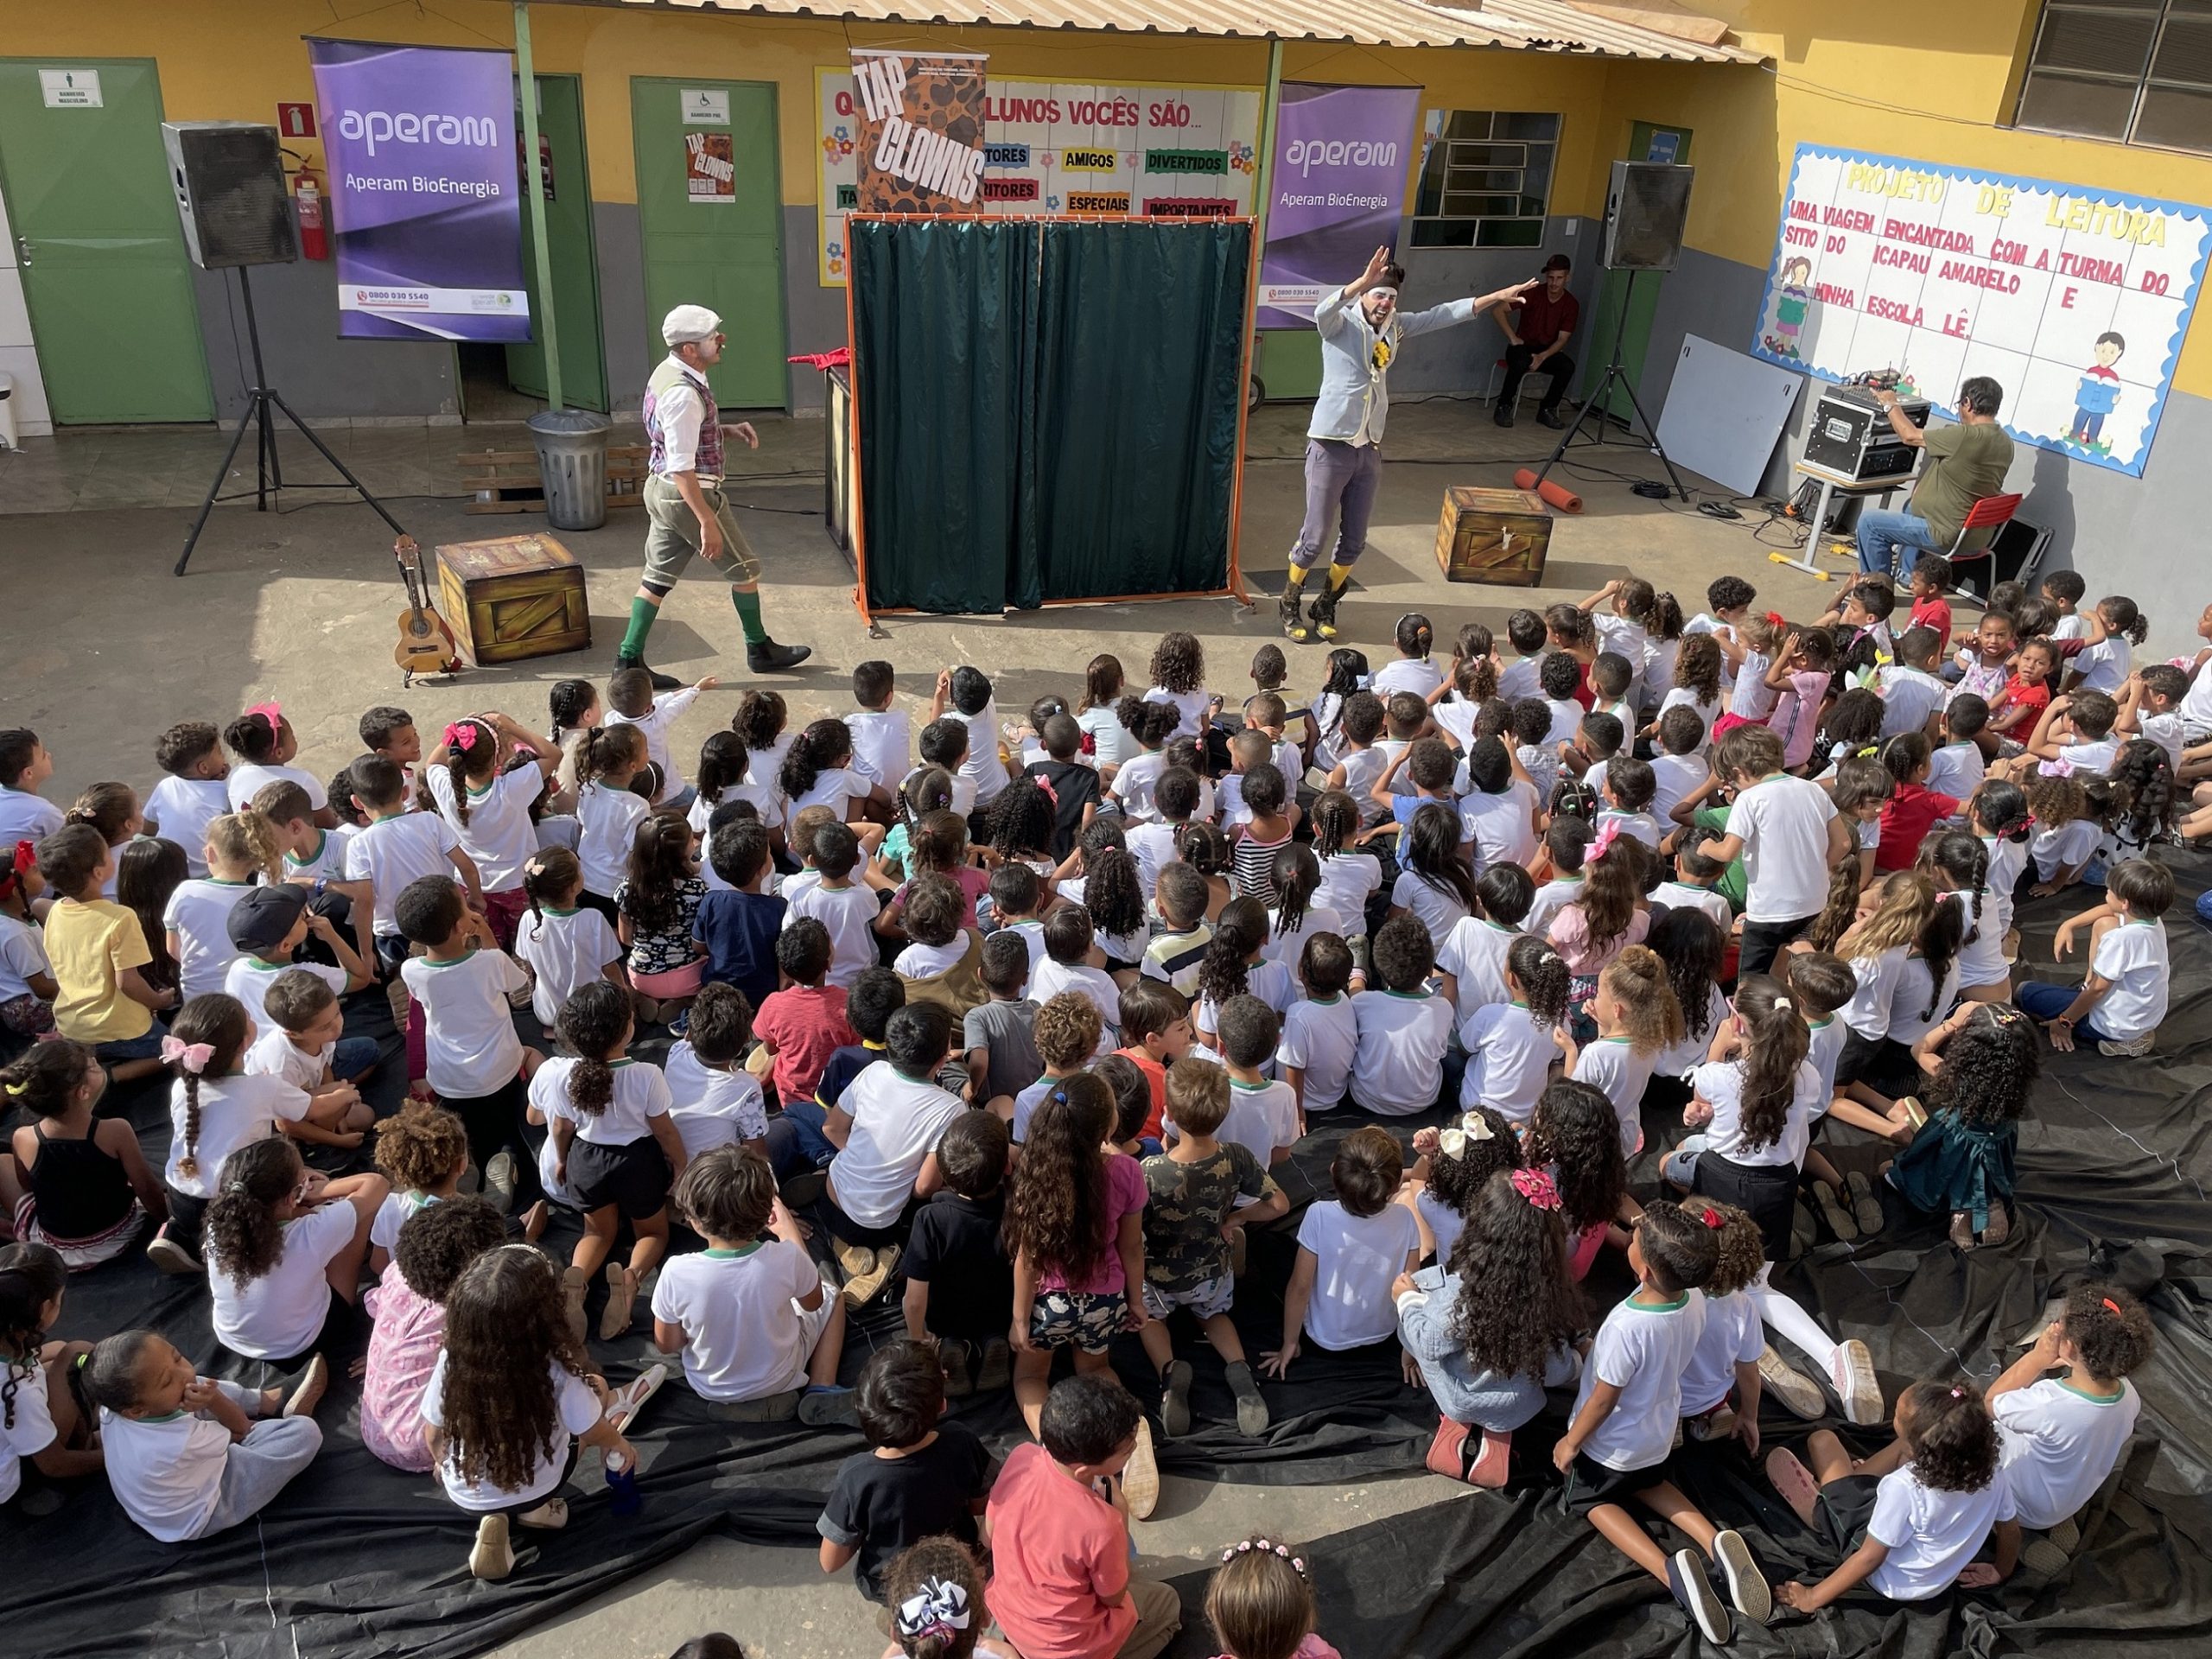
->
[[1434, 486, 1552, 586], [459, 443, 649, 515], [435, 533, 592, 665]]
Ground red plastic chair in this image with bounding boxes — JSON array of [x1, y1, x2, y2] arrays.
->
[[1942, 493, 2021, 600]]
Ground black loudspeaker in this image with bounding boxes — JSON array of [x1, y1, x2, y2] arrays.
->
[[161, 122, 297, 270], [1600, 161, 1693, 271]]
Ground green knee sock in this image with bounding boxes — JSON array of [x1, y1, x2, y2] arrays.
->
[[731, 587, 767, 645], [617, 596, 658, 662]]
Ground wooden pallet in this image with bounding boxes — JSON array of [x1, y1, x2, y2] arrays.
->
[[459, 443, 649, 515]]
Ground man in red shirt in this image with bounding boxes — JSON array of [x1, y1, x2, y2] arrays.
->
[[1492, 252, 1580, 429]]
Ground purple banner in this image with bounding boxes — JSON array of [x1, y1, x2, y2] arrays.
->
[[308, 39, 530, 341], [1258, 84, 1422, 329]]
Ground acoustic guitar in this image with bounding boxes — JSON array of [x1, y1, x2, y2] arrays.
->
[[391, 535, 461, 686]]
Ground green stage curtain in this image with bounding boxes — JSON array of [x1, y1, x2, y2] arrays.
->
[[850, 218, 1249, 614], [849, 219, 1033, 614], [1019, 219, 1249, 608]]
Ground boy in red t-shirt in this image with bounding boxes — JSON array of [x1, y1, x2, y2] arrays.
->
[[1907, 554, 1955, 658], [753, 918, 858, 1107], [986, 1376, 1181, 1659], [1113, 978, 1195, 1142], [1872, 734, 1960, 873]]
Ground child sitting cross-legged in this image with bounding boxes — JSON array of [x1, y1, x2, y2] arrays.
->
[[367, 1102, 474, 1276], [359, 1194, 506, 1473], [652, 1144, 855, 1425], [664, 981, 769, 1160], [2, 1039, 166, 1270], [817, 1338, 995, 1610], [0, 1243, 103, 1499], [1553, 1200, 1770, 1643], [822, 1003, 969, 1306], [1140, 1060, 1287, 1440], [1264, 1128, 1420, 1380], [242, 968, 381, 1147], [204, 1138, 387, 1366], [899, 1110, 1015, 1397]]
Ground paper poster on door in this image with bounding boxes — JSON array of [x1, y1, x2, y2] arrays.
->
[[686, 130, 734, 204], [39, 69, 102, 108]]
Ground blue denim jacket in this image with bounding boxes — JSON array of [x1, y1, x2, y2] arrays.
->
[[1306, 284, 1479, 444]]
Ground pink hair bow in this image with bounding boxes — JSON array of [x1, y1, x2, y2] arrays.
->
[[161, 1036, 215, 1074], [245, 700, 283, 733], [1588, 821, 1622, 863], [2039, 757, 2074, 779], [1510, 1167, 1561, 1211], [445, 720, 482, 753]]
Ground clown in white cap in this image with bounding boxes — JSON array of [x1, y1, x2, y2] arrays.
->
[[618, 303, 810, 683]]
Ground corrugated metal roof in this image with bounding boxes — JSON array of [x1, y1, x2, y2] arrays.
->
[[590, 0, 1764, 56]]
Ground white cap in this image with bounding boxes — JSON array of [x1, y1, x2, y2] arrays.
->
[[662, 304, 722, 346]]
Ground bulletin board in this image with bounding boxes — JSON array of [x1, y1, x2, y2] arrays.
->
[[1750, 143, 2212, 478], [817, 68, 1261, 284]]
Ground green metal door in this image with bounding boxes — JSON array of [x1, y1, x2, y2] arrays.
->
[[0, 58, 213, 423], [630, 77, 785, 410], [507, 74, 607, 410], [1593, 121, 1692, 423]]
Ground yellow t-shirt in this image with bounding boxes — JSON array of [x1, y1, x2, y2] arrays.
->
[[46, 898, 154, 1044]]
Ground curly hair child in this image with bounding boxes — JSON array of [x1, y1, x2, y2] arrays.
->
[[1524, 1077, 1629, 1281], [203, 1136, 386, 1362], [1676, 1202, 1769, 1447], [360, 1193, 508, 1474], [1890, 1001, 2039, 1249]]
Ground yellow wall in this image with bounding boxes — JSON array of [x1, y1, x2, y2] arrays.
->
[[1593, 0, 2212, 393]]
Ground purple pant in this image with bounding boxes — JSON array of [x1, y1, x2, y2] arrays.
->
[[1290, 438, 1382, 571]]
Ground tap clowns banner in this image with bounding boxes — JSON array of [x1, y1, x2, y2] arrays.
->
[[1751, 143, 2212, 477], [307, 38, 530, 341], [849, 49, 988, 217]]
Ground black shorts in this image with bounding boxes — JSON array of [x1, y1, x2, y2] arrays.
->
[[1833, 1027, 1910, 1091], [1691, 1153, 1799, 1262], [1815, 1471, 1880, 1554], [569, 1135, 672, 1219], [1559, 1448, 1675, 1515]]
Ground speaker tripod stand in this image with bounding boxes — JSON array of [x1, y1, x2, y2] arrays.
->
[[1530, 267, 1690, 503], [174, 265, 407, 576]]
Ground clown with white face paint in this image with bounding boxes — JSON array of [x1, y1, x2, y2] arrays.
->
[[1282, 246, 1538, 645]]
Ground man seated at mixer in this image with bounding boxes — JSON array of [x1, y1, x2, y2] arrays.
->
[[1854, 375, 2014, 582]]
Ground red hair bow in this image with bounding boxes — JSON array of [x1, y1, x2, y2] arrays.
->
[[1700, 1206, 1724, 1229]]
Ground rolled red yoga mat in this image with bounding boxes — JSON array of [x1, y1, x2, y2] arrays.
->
[[1512, 468, 1583, 513]]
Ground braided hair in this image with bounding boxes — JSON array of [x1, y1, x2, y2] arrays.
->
[[556, 979, 632, 1117], [168, 994, 252, 1182]]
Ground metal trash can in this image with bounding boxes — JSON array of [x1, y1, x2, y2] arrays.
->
[[526, 407, 613, 531]]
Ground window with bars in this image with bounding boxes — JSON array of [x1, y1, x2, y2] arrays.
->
[[2015, 0, 2212, 152], [1411, 111, 1560, 249]]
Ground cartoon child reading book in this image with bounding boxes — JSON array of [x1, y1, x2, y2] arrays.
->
[[1765, 256, 1814, 359], [2070, 332, 2124, 447]]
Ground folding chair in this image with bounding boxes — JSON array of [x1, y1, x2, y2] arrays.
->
[[1943, 492, 2022, 601]]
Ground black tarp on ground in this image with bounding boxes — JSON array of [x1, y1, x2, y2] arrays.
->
[[9, 855, 2212, 1658]]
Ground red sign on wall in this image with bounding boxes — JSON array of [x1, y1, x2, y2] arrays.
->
[[277, 101, 315, 138]]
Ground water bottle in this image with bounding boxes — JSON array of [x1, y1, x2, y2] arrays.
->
[[605, 1449, 641, 1517]]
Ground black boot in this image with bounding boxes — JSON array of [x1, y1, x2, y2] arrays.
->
[[1309, 575, 1351, 640], [1279, 579, 1311, 644], [747, 638, 812, 672], [616, 655, 681, 691]]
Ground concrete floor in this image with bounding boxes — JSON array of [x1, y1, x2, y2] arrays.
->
[[0, 400, 1855, 1655], [3, 400, 1857, 810]]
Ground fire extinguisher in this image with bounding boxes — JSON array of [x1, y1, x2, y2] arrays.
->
[[295, 171, 328, 261]]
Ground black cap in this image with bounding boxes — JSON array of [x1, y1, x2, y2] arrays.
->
[[227, 883, 309, 953]]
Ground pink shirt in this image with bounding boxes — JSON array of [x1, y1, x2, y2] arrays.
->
[[1767, 668, 1832, 770], [361, 1260, 446, 1471], [1038, 1154, 1147, 1295], [1546, 904, 1649, 979]]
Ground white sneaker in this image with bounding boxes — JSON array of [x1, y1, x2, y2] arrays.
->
[[1830, 1338, 1883, 1425], [1758, 1344, 1824, 1420]]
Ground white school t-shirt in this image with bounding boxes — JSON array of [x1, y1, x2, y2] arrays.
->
[[2070, 635, 2132, 696], [1275, 995, 1357, 1110], [1865, 1462, 2017, 1600], [1349, 988, 1453, 1116], [2092, 918, 2169, 1041], [99, 1405, 236, 1541], [421, 1352, 602, 1510], [1124, 821, 1180, 900], [1141, 685, 1214, 743], [513, 905, 624, 1029], [846, 708, 912, 790], [1313, 851, 1382, 928], [1109, 750, 1166, 823], [828, 1064, 965, 1230], [1878, 666, 1948, 738], [1416, 1186, 1466, 1265], [1653, 987, 1728, 1081], [1649, 753, 1710, 822], [531, 1056, 671, 1147], [1840, 945, 1910, 1041], [1573, 1290, 1706, 1471], [575, 784, 651, 899], [283, 827, 350, 885], [607, 687, 700, 803], [791, 766, 870, 824], [0, 1362, 57, 1503], [1390, 869, 1470, 946], [1887, 947, 1962, 1047], [2030, 817, 2101, 882], [224, 956, 347, 1027], [1573, 1037, 1659, 1158], [1459, 783, 1538, 872], [1689, 1058, 1820, 1168], [1078, 705, 1136, 772], [1459, 1001, 1558, 1122], [785, 881, 880, 990], [346, 813, 461, 936], [226, 763, 327, 814], [1656, 689, 1721, 745], [1296, 1199, 1420, 1351], [894, 938, 969, 979], [166, 1072, 313, 1198], [1804, 1015, 1847, 1106], [371, 1188, 440, 1255], [162, 878, 255, 1002], [1525, 875, 1586, 939], [664, 1041, 770, 1157], [1211, 1077, 1300, 1169], [1265, 902, 1346, 971], [1677, 1287, 1763, 1416], [427, 766, 543, 893], [399, 950, 529, 1098], [1651, 880, 1732, 937], [1723, 775, 1837, 923], [208, 1201, 357, 1359], [1437, 918, 1519, 1023], [1032, 958, 1122, 1044], [1993, 1377, 2140, 1529], [1372, 658, 1444, 701], [145, 776, 232, 877], [1924, 740, 1986, 802], [957, 699, 1011, 806], [650, 1241, 825, 1401]]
